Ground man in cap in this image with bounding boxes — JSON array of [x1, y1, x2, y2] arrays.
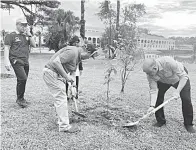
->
[[143, 56, 195, 133], [43, 41, 98, 133], [4, 17, 36, 108]]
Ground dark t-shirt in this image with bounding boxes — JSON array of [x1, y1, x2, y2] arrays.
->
[[46, 46, 81, 74], [4, 32, 30, 64]]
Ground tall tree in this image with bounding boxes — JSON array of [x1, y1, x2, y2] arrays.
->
[[80, 0, 85, 39], [97, 0, 116, 58], [1, 0, 60, 34], [117, 3, 146, 93], [122, 4, 146, 24], [42, 9, 80, 52], [115, 0, 120, 41]]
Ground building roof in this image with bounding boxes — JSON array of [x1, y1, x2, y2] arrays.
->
[[139, 33, 174, 41]]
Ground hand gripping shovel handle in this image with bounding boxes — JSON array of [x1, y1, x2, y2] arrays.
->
[[123, 96, 176, 127], [140, 96, 176, 121]]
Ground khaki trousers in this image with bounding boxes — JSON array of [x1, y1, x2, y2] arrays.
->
[[43, 68, 71, 131]]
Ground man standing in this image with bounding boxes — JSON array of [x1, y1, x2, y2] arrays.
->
[[143, 56, 195, 133], [43, 43, 97, 133], [4, 17, 36, 108]]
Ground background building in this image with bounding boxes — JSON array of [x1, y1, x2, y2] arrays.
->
[[175, 44, 193, 51], [137, 33, 176, 59], [75, 26, 104, 47], [137, 33, 175, 51]]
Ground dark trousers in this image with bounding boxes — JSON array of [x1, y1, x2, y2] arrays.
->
[[11, 59, 29, 100], [155, 68, 193, 126]]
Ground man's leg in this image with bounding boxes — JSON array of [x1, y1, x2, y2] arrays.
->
[[154, 82, 171, 126], [21, 64, 29, 100], [66, 82, 69, 95], [43, 68, 70, 131], [173, 77, 195, 133], [76, 76, 79, 92], [76, 76, 79, 99], [11, 60, 28, 107], [43, 68, 80, 133]]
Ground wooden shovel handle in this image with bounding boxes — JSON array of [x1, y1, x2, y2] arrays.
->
[[73, 98, 79, 112], [140, 97, 176, 121]]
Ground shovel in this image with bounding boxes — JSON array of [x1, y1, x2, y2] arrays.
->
[[72, 97, 86, 118], [122, 97, 176, 127], [67, 82, 86, 118]]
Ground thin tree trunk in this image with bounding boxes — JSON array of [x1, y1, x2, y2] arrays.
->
[[80, 0, 85, 39], [121, 84, 124, 93], [115, 0, 120, 40], [107, 81, 109, 101]]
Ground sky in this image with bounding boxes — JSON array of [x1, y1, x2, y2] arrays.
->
[[1, 0, 196, 38]]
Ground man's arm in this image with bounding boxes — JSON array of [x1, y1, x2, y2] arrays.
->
[[26, 28, 36, 47], [4, 45, 12, 71], [28, 36, 36, 48], [51, 56, 73, 82], [4, 34, 12, 71], [147, 75, 158, 107], [169, 58, 188, 93], [176, 77, 188, 93]]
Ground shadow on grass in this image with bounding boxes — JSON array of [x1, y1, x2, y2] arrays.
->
[[1, 73, 15, 79]]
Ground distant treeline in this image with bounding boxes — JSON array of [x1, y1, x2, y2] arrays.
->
[[169, 37, 196, 45]]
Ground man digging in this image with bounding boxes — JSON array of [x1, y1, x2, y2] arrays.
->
[[43, 36, 98, 133], [143, 56, 195, 133]]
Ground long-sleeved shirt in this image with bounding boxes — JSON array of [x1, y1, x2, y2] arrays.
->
[[147, 56, 189, 94]]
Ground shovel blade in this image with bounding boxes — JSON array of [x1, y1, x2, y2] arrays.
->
[[122, 121, 139, 127]]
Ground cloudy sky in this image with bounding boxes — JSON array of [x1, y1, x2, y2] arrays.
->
[[1, 0, 196, 37]]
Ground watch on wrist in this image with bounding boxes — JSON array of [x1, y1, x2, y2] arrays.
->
[[150, 105, 155, 108], [28, 35, 32, 37]]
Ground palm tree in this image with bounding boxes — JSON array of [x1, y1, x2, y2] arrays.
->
[[45, 9, 80, 52]]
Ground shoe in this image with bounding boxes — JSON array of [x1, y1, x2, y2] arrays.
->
[[22, 98, 31, 105], [60, 125, 81, 133], [16, 98, 28, 108], [153, 122, 166, 127], [185, 125, 196, 133]]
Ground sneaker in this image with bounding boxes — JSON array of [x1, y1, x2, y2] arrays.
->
[[153, 122, 166, 127], [60, 125, 81, 133], [185, 125, 196, 133], [16, 99, 28, 108]]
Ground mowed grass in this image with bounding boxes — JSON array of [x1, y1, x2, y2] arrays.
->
[[1, 53, 196, 150]]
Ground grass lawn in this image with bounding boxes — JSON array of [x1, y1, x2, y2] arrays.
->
[[1, 53, 196, 150]]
